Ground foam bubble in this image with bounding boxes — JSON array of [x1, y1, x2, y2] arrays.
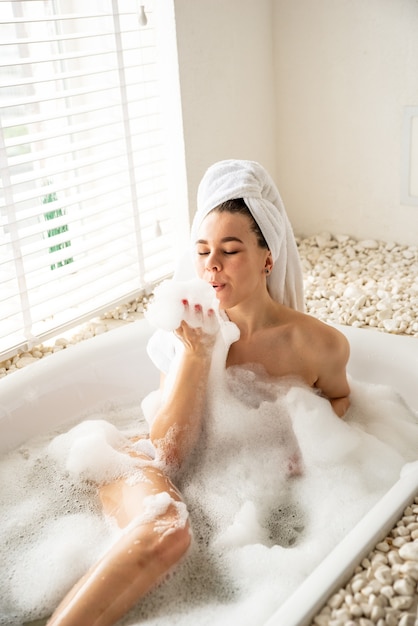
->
[[47, 419, 152, 483], [0, 435, 116, 624], [10, 513, 111, 614], [122, 492, 189, 538], [1, 359, 418, 625], [145, 278, 219, 332], [213, 500, 268, 549]]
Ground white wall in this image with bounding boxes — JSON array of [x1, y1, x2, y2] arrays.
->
[[173, 0, 277, 221], [173, 0, 418, 244], [273, 0, 418, 244]]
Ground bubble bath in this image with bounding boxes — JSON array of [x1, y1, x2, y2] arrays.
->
[[0, 312, 417, 626]]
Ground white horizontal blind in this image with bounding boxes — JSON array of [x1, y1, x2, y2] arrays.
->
[[0, 0, 182, 360]]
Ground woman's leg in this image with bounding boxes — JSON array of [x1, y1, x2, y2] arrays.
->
[[47, 462, 191, 626]]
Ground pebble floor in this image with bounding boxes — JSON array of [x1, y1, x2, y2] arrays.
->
[[4, 231, 417, 626]]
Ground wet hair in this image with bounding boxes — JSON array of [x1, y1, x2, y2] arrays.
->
[[210, 198, 269, 250]]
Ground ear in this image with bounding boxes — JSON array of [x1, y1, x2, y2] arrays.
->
[[264, 251, 273, 275]]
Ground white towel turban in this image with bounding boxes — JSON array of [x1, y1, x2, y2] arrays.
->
[[178, 159, 304, 311]]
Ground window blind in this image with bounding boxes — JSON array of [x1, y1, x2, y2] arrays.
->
[[0, 0, 185, 361]]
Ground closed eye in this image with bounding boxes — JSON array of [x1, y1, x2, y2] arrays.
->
[[197, 249, 239, 256]]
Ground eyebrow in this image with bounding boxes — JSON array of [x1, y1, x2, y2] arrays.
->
[[195, 236, 244, 245]]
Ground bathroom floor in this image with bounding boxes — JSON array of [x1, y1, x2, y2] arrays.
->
[[298, 232, 417, 338]]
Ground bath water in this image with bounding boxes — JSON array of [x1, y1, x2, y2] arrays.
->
[[1, 374, 417, 625]]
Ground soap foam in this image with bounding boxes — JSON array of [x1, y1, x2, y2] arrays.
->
[[118, 364, 417, 626], [122, 492, 189, 539], [47, 418, 153, 483], [145, 278, 219, 332], [0, 434, 116, 624], [1, 307, 418, 625]]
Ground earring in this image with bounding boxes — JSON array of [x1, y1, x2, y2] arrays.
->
[[265, 268, 270, 275]]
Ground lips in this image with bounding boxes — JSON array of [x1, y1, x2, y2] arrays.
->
[[209, 282, 225, 292]]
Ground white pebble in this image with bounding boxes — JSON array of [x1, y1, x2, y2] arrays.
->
[[398, 614, 416, 626], [387, 550, 403, 566], [335, 234, 350, 243], [396, 524, 412, 536], [354, 295, 367, 309], [349, 603, 363, 617], [399, 540, 418, 561], [334, 608, 351, 620], [315, 232, 334, 248], [389, 594, 413, 610], [362, 580, 382, 595], [377, 309, 392, 321], [393, 577, 415, 595], [382, 319, 400, 332], [319, 268, 331, 279], [351, 577, 366, 593], [358, 239, 379, 249], [400, 561, 418, 580], [54, 337, 68, 347], [15, 356, 39, 369], [374, 565, 393, 585], [376, 541, 391, 553], [328, 592, 344, 609], [370, 605, 385, 621], [380, 585, 395, 598], [385, 613, 399, 626], [371, 552, 388, 565]]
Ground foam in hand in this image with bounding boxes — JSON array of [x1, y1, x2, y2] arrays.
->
[[145, 278, 219, 333]]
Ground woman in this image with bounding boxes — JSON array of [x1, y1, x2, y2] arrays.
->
[[48, 160, 350, 626]]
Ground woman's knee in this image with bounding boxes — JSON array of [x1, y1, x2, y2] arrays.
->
[[151, 502, 192, 569]]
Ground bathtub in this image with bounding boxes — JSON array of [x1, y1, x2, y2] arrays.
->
[[1, 319, 417, 626]]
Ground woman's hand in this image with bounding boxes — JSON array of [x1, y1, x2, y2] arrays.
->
[[174, 300, 219, 357]]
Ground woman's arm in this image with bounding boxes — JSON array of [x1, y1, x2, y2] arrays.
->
[[314, 325, 351, 418], [150, 304, 218, 469]]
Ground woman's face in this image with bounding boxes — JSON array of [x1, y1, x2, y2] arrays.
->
[[194, 211, 271, 310]]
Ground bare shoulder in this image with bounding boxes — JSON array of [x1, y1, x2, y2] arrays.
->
[[283, 308, 350, 361], [274, 308, 351, 415]]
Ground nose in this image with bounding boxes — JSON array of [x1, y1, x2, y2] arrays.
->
[[205, 251, 221, 272]]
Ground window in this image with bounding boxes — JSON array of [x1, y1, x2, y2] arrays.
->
[[0, 0, 188, 360]]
